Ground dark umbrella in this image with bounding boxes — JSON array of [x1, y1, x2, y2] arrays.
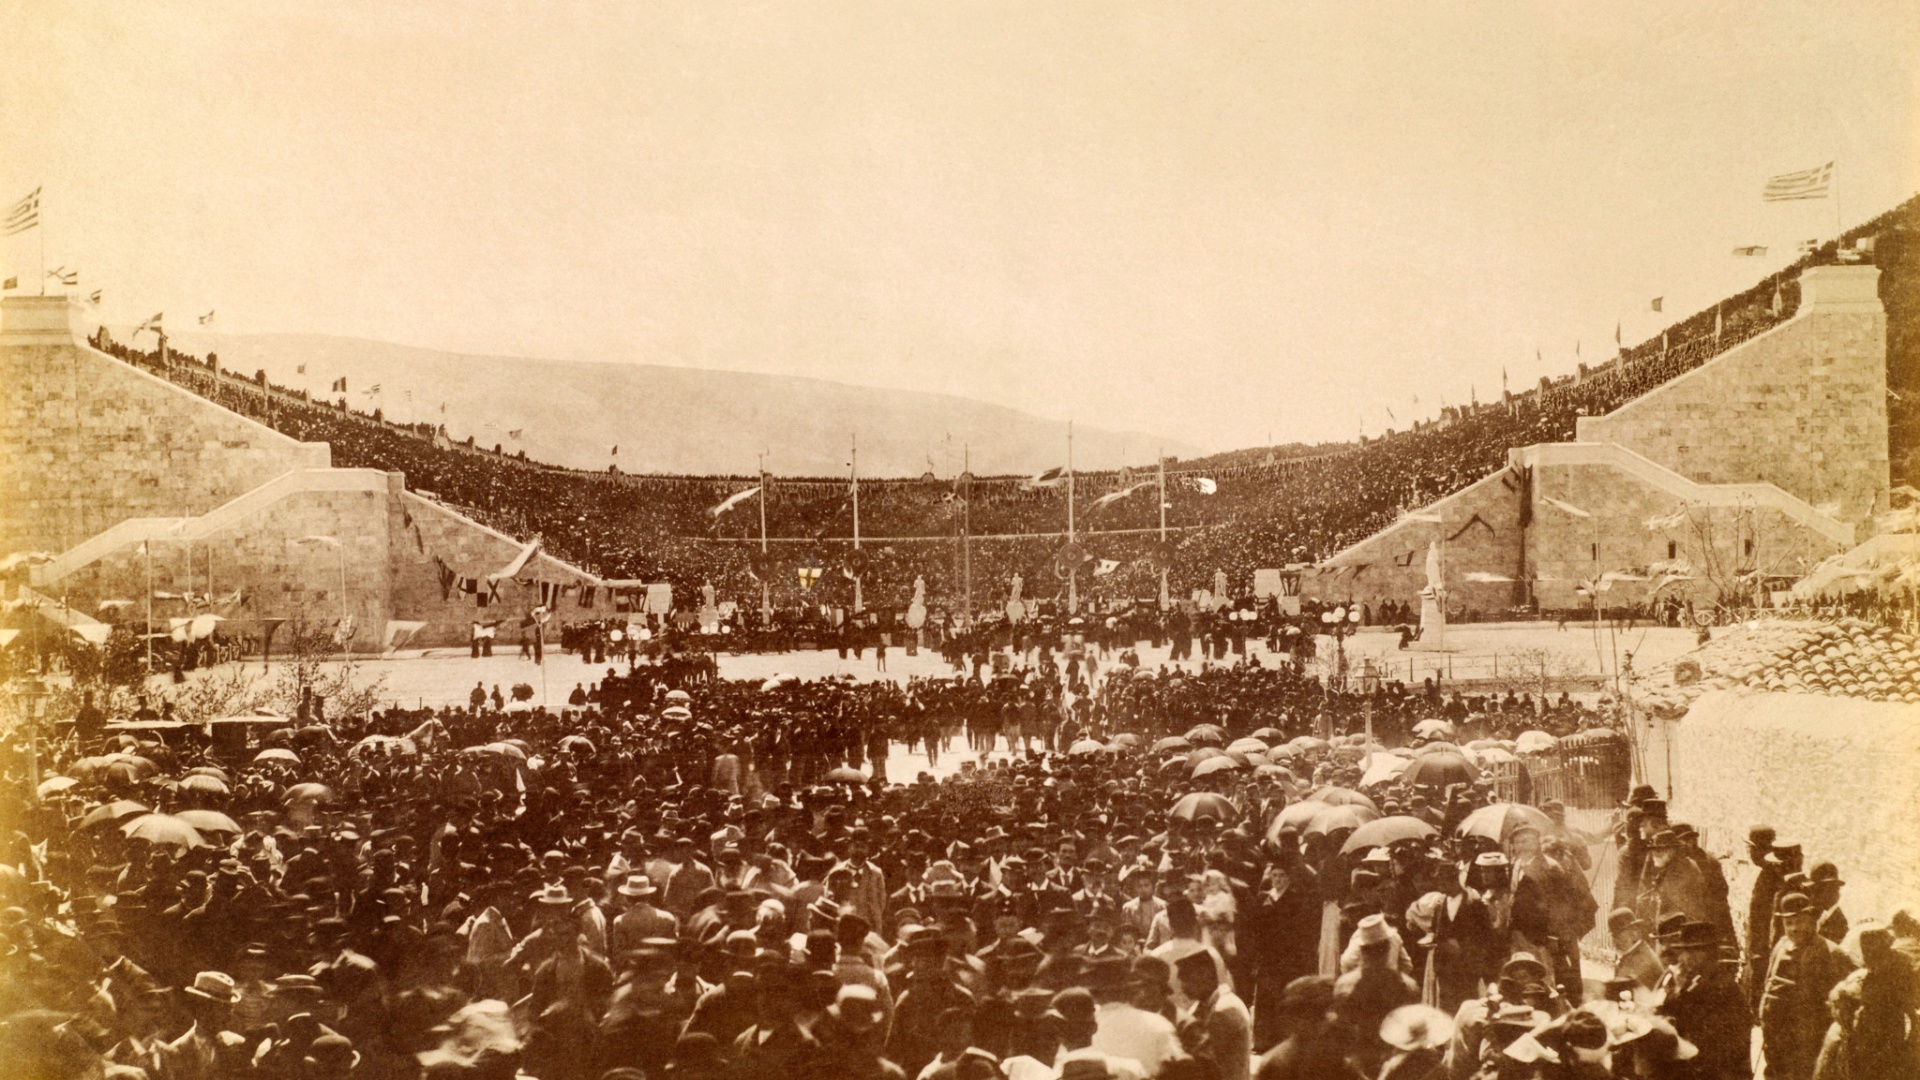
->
[[80, 800, 151, 828], [1153, 737, 1193, 753], [1308, 787, 1380, 812], [1456, 803, 1554, 843], [824, 767, 867, 784], [1303, 804, 1380, 837]]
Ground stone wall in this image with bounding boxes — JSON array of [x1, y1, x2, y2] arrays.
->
[[390, 490, 605, 648], [1299, 466, 1527, 618], [1, 297, 329, 553], [1575, 266, 1889, 524]]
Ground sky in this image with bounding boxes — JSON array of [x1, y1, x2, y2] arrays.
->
[[3, 1, 1917, 455]]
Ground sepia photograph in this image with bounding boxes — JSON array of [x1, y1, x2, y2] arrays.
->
[[1, 3, 1917, 1078]]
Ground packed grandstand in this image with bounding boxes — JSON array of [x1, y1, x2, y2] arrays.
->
[[89, 197, 1918, 615]]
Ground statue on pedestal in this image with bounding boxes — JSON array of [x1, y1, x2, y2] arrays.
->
[[1412, 539, 1448, 651]]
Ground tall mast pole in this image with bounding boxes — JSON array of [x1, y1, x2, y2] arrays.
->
[[963, 444, 972, 623], [850, 433, 860, 551], [1158, 450, 1169, 610], [1067, 422, 1077, 615], [758, 451, 771, 626]]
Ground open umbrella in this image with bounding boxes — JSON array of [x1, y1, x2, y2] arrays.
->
[[1303, 804, 1380, 837], [760, 674, 798, 691], [824, 766, 867, 784], [80, 800, 151, 828], [283, 783, 334, 805], [1576, 727, 1621, 742], [1153, 737, 1193, 754], [1184, 725, 1227, 746], [1469, 746, 1520, 765], [1456, 802, 1554, 843], [665, 689, 693, 703], [121, 813, 207, 849], [1412, 719, 1456, 739], [661, 705, 693, 721], [1515, 731, 1559, 755], [1191, 756, 1242, 779], [1340, 815, 1439, 855], [175, 809, 241, 834], [1359, 755, 1412, 789], [253, 748, 300, 764], [1186, 747, 1226, 769], [1465, 739, 1503, 750], [1250, 727, 1286, 742], [1068, 739, 1107, 756], [1309, 787, 1380, 812], [469, 742, 526, 760], [1415, 742, 1465, 757], [1169, 792, 1238, 823], [1109, 733, 1141, 747], [183, 766, 231, 782], [558, 735, 596, 754], [1400, 752, 1480, 789], [1254, 763, 1294, 781], [1226, 738, 1270, 756], [178, 774, 230, 795], [36, 776, 79, 797], [1287, 736, 1330, 753], [1273, 800, 1332, 832], [351, 735, 417, 757], [1158, 756, 1189, 775]]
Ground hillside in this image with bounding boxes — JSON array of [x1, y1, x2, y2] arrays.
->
[[151, 332, 1199, 478]]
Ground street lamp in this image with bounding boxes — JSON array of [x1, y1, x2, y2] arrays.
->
[[14, 677, 48, 795], [1320, 604, 1362, 689]]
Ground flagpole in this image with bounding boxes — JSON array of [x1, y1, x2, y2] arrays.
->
[[144, 541, 153, 675], [850, 433, 859, 551], [1067, 421, 1077, 616], [758, 451, 771, 627], [962, 443, 972, 624], [1157, 449, 1168, 611]]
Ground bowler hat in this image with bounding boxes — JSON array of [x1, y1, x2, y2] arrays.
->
[[1777, 892, 1815, 916]]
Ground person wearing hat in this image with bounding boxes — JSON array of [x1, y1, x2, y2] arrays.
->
[[812, 983, 902, 1080], [163, 971, 240, 1080], [1252, 975, 1351, 1080], [609, 873, 680, 958], [1633, 829, 1712, 939], [1376, 1003, 1452, 1080], [1333, 914, 1419, 1074], [1173, 947, 1252, 1080], [1744, 825, 1789, 1009], [1087, 955, 1180, 1076], [1246, 828, 1322, 1052], [1761, 893, 1855, 1080], [1654, 919, 1751, 1080], [1605, 909, 1664, 992], [1806, 861, 1848, 946]]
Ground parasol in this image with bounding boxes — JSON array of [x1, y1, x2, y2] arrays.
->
[[1226, 738, 1270, 755], [174, 809, 241, 834], [80, 800, 151, 827], [253, 748, 301, 764], [1184, 725, 1227, 746], [1304, 803, 1380, 837], [1308, 787, 1380, 812], [558, 735, 596, 754], [1287, 736, 1330, 753], [1273, 800, 1332, 832], [36, 776, 79, 797], [1250, 727, 1286, 742], [178, 774, 230, 795], [1515, 731, 1559, 755], [824, 767, 867, 784], [1068, 739, 1108, 756], [1153, 737, 1193, 753], [1191, 756, 1241, 779], [283, 782, 335, 804], [1340, 815, 1439, 855], [1400, 752, 1480, 789], [1412, 719, 1456, 739], [1456, 802, 1555, 843], [1169, 792, 1239, 823], [121, 813, 207, 849]]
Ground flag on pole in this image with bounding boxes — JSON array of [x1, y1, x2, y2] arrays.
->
[[47, 267, 77, 285], [1731, 245, 1767, 257], [134, 312, 163, 337], [198, 310, 214, 325], [3, 187, 39, 236], [1, 277, 15, 290], [609, 444, 618, 456], [1762, 161, 1833, 201], [1027, 466, 1068, 488], [1614, 320, 1622, 350], [506, 428, 522, 439], [710, 487, 762, 517], [87, 290, 101, 304], [331, 377, 347, 392], [1649, 297, 1663, 312], [1092, 559, 1120, 576]]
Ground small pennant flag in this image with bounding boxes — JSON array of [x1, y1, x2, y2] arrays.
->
[[1, 277, 15, 290], [134, 312, 164, 337], [3, 187, 39, 236], [1614, 320, 1622, 348], [506, 427, 522, 439], [609, 444, 618, 456], [1731, 245, 1767, 257], [711, 487, 762, 517], [1092, 558, 1120, 577], [87, 290, 101, 304], [47, 267, 78, 285], [1649, 297, 1662, 312], [364, 383, 382, 395], [1028, 466, 1068, 488], [198, 309, 214, 325], [1762, 161, 1833, 201]]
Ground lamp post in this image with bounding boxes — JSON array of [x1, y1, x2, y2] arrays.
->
[[16, 677, 47, 795], [1320, 604, 1362, 690]]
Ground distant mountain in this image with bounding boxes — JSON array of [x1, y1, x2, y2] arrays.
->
[[157, 332, 1200, 477]]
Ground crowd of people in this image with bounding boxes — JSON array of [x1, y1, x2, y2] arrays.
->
[[6, 621, 1913, 1080], [84, 202, 1917, 627]]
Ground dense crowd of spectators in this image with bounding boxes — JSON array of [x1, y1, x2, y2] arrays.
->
[[9, 624, 1913, 1080], [86, 201, 1912, 621]]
